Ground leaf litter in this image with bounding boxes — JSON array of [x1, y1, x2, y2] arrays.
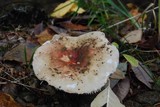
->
[[121, 29, 142, 43], [91, 81, 125, 107], [132, 62, 154, 89], [113, 77, 130, 102], [3, 42, 38, 64], [0, 1, 159, 107], [0, 92, 21, 107]]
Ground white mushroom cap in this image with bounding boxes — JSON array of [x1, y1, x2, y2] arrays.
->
[[32, 31, 119, 94]]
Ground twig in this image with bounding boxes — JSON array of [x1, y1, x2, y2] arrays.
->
[[136, 49, 160, 53], [0, 76, 48, 92], [144, 58, 157, 64], [4, 71, 19, 82], [154, 48, 160, 56], [0, 82, 7, 84]]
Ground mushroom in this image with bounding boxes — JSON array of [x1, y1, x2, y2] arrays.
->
[[32, 31, 119, 94]]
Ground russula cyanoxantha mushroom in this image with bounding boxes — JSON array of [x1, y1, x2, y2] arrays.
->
[[32, 31, 119, 94]]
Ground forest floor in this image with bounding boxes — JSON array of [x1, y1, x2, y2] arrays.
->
[[0, 0, 159, 107]]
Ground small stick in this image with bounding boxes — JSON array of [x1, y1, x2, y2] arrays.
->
[[0, 76, 49, 92]]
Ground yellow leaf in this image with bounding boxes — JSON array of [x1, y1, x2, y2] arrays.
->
[[51, 0, 85, 18], [70, 4, 85, 14], [123, 54, 139, 67], [51, 0, 74, 18], [112, 42, 119, 49]]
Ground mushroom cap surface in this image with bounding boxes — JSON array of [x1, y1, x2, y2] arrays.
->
[[32, 31, 119, 94]]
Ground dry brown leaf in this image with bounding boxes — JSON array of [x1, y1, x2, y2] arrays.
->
[[2, 83, 17, 97], [130, 8, 139, 16], [113, 77, 130, 102], [127, 3, 147, 23], [36, 28, 55, 45], [110, 79, 120, 89], [3, 43, 26, 63], [0, 92, 21, 107], [59, 21, 88, 31], [130, 9, 147, 23], [48, 25, 67, 34], [33, 22, 44, 35], [111, 69, 125, 79], [121, 29, 142, 43], [132, 62, 154, 88], [110, 63, 127, 88], [155, 103, 160, 107], [126, 3, 137, 9], [3, 42, 38, 64]]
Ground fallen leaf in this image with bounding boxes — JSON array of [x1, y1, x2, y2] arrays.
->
[[110, 79, 120, 88], [121, 29, 142, 43], [36, 28, 55, 45], [3, 42, 38, 64], [2, 83, 17, 97], [51, 0, 73, 18], [111, 63, 127, 79], [49, 25, 87, 36], [126, 3, 147, 23], [130, 8, 139, 16], [155, 103, 160, 107], [132, 62, 154, 88], [123, 54, 139, 67], [59, 21, 88, 31], [49, 25, 67, 34], [91, 81, 125, 107], [70, 3, 85, 13], [113, 77, 130, 102], [118, 62, 128, 72], [111, 69, 125, 79], [119, 24, 133, 36], [0, 92, 21, 107], [126, 3, 137, 9], [51, 0, 85, 18], [33, 22, 44, 35], [0, 32, 26, 48]]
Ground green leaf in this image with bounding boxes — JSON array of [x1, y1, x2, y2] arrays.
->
[[123, 54, 139, 67], [112, 42, 119, 49]]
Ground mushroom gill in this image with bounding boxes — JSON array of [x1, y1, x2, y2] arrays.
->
[[32, 31, 119, 94]]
